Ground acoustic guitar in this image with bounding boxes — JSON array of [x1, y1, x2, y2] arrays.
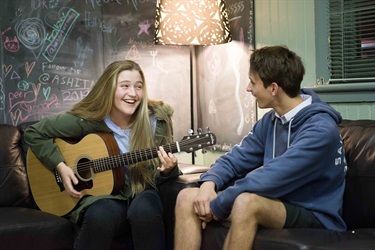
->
[[27, 131, 216, 216]]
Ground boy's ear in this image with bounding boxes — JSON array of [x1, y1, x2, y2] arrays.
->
[[270, 82, 278, 95]]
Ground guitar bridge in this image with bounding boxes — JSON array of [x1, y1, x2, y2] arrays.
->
[[54, 168, 65, 192]]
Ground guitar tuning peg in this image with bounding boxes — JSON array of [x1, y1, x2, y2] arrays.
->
[[206, 127, 211, 133], [197, 128, 202, 134], [187, 129, 194, 135], [201, 148, 207, 154], [193, 151, 197, 157]]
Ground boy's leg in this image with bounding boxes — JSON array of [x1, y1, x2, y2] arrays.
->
[[174, 187, 202, 250], [224, 193, 286, 250]]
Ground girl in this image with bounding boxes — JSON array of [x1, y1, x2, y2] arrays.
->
[[25, 60, 180, 250]]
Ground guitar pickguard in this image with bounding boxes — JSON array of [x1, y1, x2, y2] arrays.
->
[[73, 179, 93, 192]]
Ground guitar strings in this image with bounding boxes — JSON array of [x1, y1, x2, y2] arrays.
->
[[68, 136, 210, 172], [65, 135, 213, 173]]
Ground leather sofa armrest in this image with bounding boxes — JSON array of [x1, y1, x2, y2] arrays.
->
[[178, 162, 210, 175]]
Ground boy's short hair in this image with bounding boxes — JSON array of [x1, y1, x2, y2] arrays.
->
[[250, 46, 305, 97]]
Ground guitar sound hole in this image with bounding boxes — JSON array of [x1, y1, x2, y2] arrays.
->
[[74, 158, 94, 192], [76, 158, 94, 181]]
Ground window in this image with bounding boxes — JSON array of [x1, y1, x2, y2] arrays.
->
[[329, 0, 375, 84]]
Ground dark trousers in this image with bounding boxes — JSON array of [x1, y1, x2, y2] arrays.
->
[[74, 189, 165, 250]]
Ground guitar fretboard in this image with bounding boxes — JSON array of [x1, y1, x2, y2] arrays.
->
[[91, 142, 179, 173]]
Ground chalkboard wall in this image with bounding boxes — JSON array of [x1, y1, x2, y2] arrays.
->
[[0, 0, 191, 141], [0, 0, 255, 151]]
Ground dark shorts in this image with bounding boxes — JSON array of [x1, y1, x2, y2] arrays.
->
[[283, 202, 324, 229]]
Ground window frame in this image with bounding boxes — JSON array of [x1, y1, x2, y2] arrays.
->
[[312, 0, 375, 104]]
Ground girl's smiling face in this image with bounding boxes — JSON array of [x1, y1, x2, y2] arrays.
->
[[111, 69, 144, 121]]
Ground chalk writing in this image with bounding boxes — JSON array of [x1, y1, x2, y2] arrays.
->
[[43, 8, 80, 62], [85, 0, 123, 9], [74, 37, 93, 68], [0, 78, 4, 110], [41, 63, 82, 74], [62, 88, 91, 102], [38, 73, 94, 89], [31, 0, 64, 10], [247, 2, 254, 45], [128, 38, 154, 48], [227, 1, 245, 15], [84, 11, 117, 34], [8, 82, 61, 125], [52, 76, 94, 88]]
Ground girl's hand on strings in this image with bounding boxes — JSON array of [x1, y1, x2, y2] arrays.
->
[[157, 146, 177, 176]]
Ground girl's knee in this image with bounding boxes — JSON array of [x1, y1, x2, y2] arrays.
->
[[128, 190, 163, 220]]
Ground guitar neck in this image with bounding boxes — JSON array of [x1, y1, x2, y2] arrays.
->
[[92, 142, 179, 173]]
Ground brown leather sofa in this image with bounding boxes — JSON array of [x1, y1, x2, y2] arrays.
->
[[1, 120, 374, 249], [0, 123, 74, 249]]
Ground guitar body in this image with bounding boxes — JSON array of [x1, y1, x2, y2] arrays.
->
[[27, 133, 124, 216]]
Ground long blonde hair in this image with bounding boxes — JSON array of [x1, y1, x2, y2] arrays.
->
[[68, 60, 168, 195]]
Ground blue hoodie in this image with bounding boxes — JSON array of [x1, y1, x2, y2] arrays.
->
[[200, 88, 347, 231]]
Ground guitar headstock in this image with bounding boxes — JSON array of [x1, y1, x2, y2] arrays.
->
[[179, 129, 216, 153]]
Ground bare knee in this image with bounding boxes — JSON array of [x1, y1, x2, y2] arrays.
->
[[233, 193, 261, 209], [175, 187, 198, 210], [231, 193, 262, 221]]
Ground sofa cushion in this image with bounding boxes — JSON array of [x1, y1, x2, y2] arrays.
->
[[253, 228, 375, 250], [0, 207, 74, 249], [338, 120, 375, 229], [0, 124, 34, 208], [201, 222, 375, 250]]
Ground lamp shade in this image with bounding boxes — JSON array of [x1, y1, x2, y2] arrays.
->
[[154, 0, 232, 45]]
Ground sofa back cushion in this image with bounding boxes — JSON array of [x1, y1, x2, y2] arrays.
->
[[339, 120, 375, 229], [0, 124, 34, 208]]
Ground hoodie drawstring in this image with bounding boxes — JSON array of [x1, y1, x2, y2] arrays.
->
[[272, 118, 294, 159]]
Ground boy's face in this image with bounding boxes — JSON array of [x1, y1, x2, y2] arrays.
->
[[247, 71, 274, 109]]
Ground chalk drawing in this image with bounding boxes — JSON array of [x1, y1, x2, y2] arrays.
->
[[4, 37, 20, 52], [15, 17, 47, 59]]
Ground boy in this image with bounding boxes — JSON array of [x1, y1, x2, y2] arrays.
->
[[174, 46, 346, 249]]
